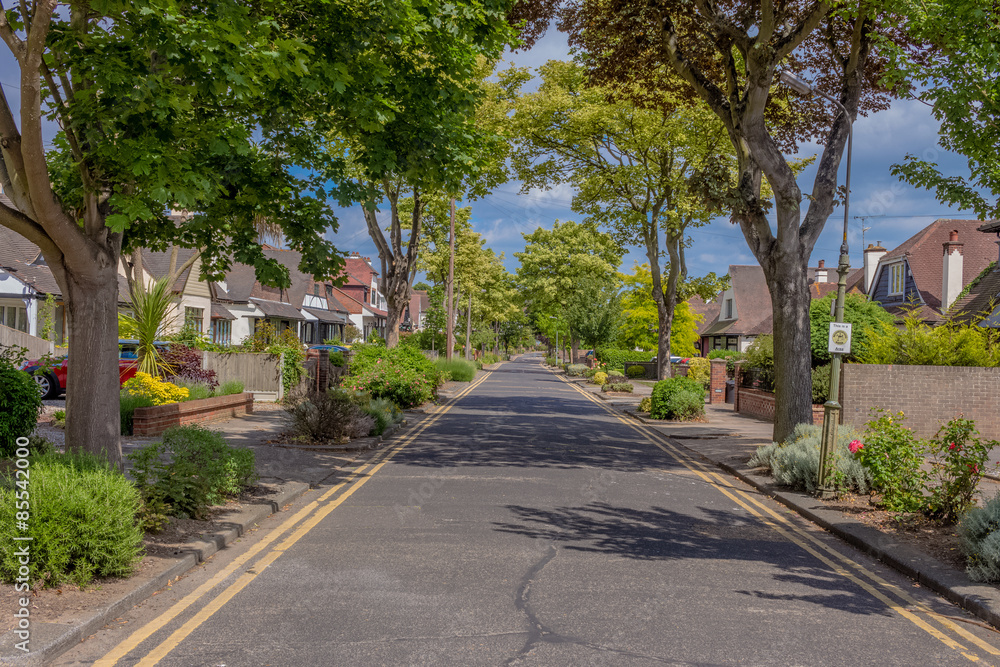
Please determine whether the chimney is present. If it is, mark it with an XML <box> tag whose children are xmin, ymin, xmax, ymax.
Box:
<box><xmin>942</xmin><ymin>229</ymin><xmax>964</xmax><ymax>312</ymax></box>
<box><xmin>815</xmin><ymin>259</ymin><xmax>828</xmax><ymax>283</ymax></box>
<box><xmin>864</xmin><ymin>243</ymin><xmax>887</xmax><ymax>293</ymax></box>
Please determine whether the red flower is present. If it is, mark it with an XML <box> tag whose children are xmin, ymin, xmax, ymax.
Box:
<box><xmin>848</xmin><ymin>440</ymin><xmax>864</xmax><ymax>454</ymax></box>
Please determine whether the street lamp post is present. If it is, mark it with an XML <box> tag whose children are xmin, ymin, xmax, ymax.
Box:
<box><xmin>778</xmin><ymin>70</ymin><xmax>854</xmax><ymax>498</ymax></box>
<box><xmin>548</xmin><ymin>315</ymin><xmax>560</xmax><ymax>365</ymax></box>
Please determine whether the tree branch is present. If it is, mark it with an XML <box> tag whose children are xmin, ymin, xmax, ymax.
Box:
<box><xmin>774</xmin><ymin>1</ymin><xmax>831</xmax><ymax>61</ymax></box>
<box><xmin>0</xmin><ymin>1</ymin><xmax>25</xmax><ymax>58</ymax></box>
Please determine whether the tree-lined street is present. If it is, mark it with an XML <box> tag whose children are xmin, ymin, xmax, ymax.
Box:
<box><xmin>54</xmin><ymin>355</ymin><xmax>1000</xmax><ymax>666</ymax></box>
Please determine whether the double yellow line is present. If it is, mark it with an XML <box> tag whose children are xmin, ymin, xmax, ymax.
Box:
<box><xmin>97</xmin><ymin>369</ymin><xmax>495</xmax><ymax>667</ymax></box>
<box><xmin>555</xmin><ymin>369</ymin><xmax>1000</xmax><ymax>664</ymax></box>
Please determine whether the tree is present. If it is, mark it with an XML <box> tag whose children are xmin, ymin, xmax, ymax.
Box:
<box><xmin>617</xmin><ymin>263</ymin><xmax>713</xmax><ymax>356</ymax></box>
<box><xmin>531</xmin><ymin>0</ymin><xmax>900</xmax><ymax>442</ymax></box>
<box><xmin>515</xmin><ymin>220</ymin><xmax>623</xmax><ymax>362</ymax></box>
<box><xmin>564</xmin><ymin>276</ymin><xmax>622</xmax><ymax>351</ymax></box>
<box><xmin>504</xmin><ymin>60</ymin><xmax>732</xmax><ymax>379</ymax></box>
<box><xmin>886</xmin><ymin>0</ymin><xmax>1000</xmax><ymax>218</ymax></box>
<box><xmin>0</xmin><ymin>0</ymin><xmax>515</xmax><ymax>464</ymax></box>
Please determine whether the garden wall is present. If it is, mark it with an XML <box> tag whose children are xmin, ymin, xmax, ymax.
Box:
<box><xmin>0</xmin><ymin>323</ymin><xmax>54</xmax><ymax>358</ymax></box>
<box><xmin>841</xmin><ymin>364</ymin><xmax>1000</xmax><ymax>440</ymax></box>
<box><xmin>132</xmin><ymin>393</ymin><xmax>254</xmax><ymax>437</ymax></box>
<box><xmin>734</xmin><ymin>387</ymin><xmax>824</xmax><ymax>427</ymax></box>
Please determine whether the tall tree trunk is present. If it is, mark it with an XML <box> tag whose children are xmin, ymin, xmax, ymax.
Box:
<box><xmin>763</xmin><ymin>256</ymin><xmax>813</xmax><ymax>443</ymax></box>
<box><xmin>570</xmin><ymin>334</ymin><xmax>580</xmax><ymax>364</ymax></box>
<box><xmin>63</xmin><ymin>264</ymin><xmax>123</xmax><ymax>468</ymax></box>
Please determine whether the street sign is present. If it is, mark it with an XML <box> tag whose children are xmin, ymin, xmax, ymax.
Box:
<box><xmin>828</xmin><ymin>322</ymin><xmax>852</xmax><ymax>354</ymax></box>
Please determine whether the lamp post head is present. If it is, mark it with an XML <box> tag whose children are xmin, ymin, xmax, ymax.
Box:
<box><xmin>778</xmin><ymin>70</ymin><xmax>813</xmax><ymax>96</ymax></box>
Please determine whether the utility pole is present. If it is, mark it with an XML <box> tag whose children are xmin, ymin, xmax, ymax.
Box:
<box><xmin>465</xmin><ymin>293</ymin><xmax>473</xmax><ymax>361</ymax></box>
<box><xmin>446</xmin><ymin>198</ymin><xmax>456</xmax><ymax>361</ymax></box>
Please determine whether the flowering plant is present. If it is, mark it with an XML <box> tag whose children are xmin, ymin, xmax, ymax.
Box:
<box><xmin>855</xmin><ymin>409</ymin><xmax>927</xmax><ymax>512</ymax></box>
<box><xmin>122</xmin><ymin>372</ymin><xmax>189</xmax><ymax>405</ymax></box>
<box><xmin>927</xmin><ymin>416</ymin><xmax>997</xmax><ymax>523</ymax></box>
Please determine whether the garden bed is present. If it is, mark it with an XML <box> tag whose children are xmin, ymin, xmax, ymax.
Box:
<box><xmin>132</xmin><ymin>393</ymin><xmax>254</xmax><ymax>436</ymax></box>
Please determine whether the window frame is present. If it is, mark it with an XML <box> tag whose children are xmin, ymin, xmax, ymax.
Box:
<box><xmin>888</xmin><ymin>262</ymin><xmax>905</xmax><ymax>296</ymax></box>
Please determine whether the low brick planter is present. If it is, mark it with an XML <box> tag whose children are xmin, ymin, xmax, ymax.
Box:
<box><xmin>132</xmin><ymin>393</ymin><xmax>254</xmax><ymax>437</ymax></box>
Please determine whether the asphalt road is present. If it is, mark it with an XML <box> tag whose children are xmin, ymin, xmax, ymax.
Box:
<box><xmin>58</xmin><ymin>354</ymin><xmax>1000</xmax><ymax>666</ymax></box>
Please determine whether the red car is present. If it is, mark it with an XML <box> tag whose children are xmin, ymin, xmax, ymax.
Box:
<box><xmin>21</xmin><ymin>339</ymin><xmax>169</xmax><ymax>400</ymax></box>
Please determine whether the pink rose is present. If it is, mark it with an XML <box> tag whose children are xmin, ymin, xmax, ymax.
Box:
<box><xmin>848</xmin><ymin>440</ymin><xmax>864</xmax><ymax>454</ymax></box>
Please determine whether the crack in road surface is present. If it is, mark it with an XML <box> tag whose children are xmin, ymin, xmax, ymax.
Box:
<box><xmin>505</xmin><ymin>544</ymin><xmax>674</xmax><ymax>665</ymax></box>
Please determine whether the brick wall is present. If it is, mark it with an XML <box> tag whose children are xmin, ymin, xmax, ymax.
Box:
<box><xmin>709</xmin><ymin>358</ymin><xmax>727</xmax><ymax>404</ymax></box>
<box><xmin>133</xmin><ymin>393</ymin><xmax>254</xmax><ymax>437</ymax></box>
<box><xmin>841</xmin><ymin>364</ymin><xmax>1000</xmax><ymax>439</ymax></box>
<box><xmin>735</xmin><ymin>388</ymin><xmax>824</xmax><ymax>427</ymax></box>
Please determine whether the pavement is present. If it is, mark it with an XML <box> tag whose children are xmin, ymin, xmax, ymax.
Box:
<box><xmin>9</xmin><ymin>359</ymin><xmax>1000</xmax><ymax>665</ymax></box>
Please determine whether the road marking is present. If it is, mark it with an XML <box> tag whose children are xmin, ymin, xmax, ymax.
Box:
<box><xmin>96</xmin><ymin>370</ymin><xmax>494</xmax><ymax>667</ymax></box>
<box><xmin>552</xmin><ymin>369</ymin><xmax>997</xmax><ymax>664</ymax></box>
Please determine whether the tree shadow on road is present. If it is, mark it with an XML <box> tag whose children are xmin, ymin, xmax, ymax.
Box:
<box><xmin>493</xmin><ymin>501</ymin><xmax>893</xmax><ymax>618</ymax></box>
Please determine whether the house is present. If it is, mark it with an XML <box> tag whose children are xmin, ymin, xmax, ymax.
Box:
<box><xmin>697</xmin><ymin>262</ymin><xmax>843</xmax><ymax>354</ymax></box>
<box><xmin>403</xmin><ymin>290</ymin><xmax>429</xmax><ymax>332</ymax></box>
<box><xmin>699</xmin><ymin>265</ymin><xmax>773</xmax><ymax>353</ymax></box>
<box><xmin>944</xmin><ymin>220</ymin><xmax>1000</xmax><ymax>326</ymax></box>
<box><xmin>856</xmin><ymin>219</ymin><xmax>998</xmax><ymax>322</ymax></box>
<box><xmin>334</xmin><ymin>253</ymin><xmax>387</xmax><ymax>341</ymax></box>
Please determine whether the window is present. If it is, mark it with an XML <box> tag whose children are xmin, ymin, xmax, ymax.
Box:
<box><xmin>300</xmin><ymin>321</ymin><xmax>314</xmax><ymax>343</ymax></box>
<box><xmin>727</xmin><ymin>336</ymin><xmax>739</xmax><ymax>351</ymax></box>
<box><xmin>184</xmin><ymin>307</ymin><xmax>204</xmax><ymax>332</ymax></box>
<box><xmin>0</xmin><ymin>306</ymin><xmax>27</xmax><ymax>332</ymax></box>
<box><xmin>725</xmin><ymin>298</ymin><xmax>734</xmax><ymax>319</ymax></box>
<box><xmin>889</xmin><ymin>263</ymin><xmax>905</xmax><ymax>296</ymax></box>
<box><xmin>212</xmin><ymin>320</ymin><xmax>231</xmax><ymax>345</ymax></box>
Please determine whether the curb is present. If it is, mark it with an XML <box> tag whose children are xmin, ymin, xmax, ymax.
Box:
<box><xmin>0</xmin><ymin>481</ymin><xmax>310</xmax><ymax>666</ymax></box>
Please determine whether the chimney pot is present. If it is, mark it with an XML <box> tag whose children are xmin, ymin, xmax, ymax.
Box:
<box><xmin>818</xmin><ymin>259</ymin><xmax>825</xmax><ymax>269</ymax></box>
<box><xmin>950</xmin><ymin>230</ymin><xmax>959</xmax><ymax>242</ymax></box>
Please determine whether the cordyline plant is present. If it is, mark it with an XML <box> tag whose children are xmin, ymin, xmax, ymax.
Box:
<box><xmin>510</xmin><ymin>0</ymin><xmax>913</xmax><ymax>442</ymax></box>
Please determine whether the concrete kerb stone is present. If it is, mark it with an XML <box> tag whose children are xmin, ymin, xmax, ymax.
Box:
<box><xmin>0</xmin><ymin>481</ymin><xmax>310</xmax><ymax>666</ymax></box>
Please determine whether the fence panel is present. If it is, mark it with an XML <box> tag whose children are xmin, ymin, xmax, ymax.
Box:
<box><xmin>0</xmin><ymin>323</ymin><xmax>54</xmax><ymax>359</ymax></box>
<box><xmin>202</xmin><ymin>351</ymin><xmax>283</xmax><ymax>395</ymax></box>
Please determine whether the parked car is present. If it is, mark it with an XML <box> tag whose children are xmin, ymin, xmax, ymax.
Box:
<box><xmin>649</xmin><ymin>356</ymin><xmax>690</xmax><ymax>364</ymax></box>
<box><xmin>21</xmin><ymin>339</ymin><xmax>171</xmax><ymax>399</ymax></box>
<box><xmin>305</xmin><ymin>344</ymin><xmax>349</xmax><ymax>361</ymax></box>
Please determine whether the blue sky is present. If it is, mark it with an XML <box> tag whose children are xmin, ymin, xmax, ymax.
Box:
<box><xmin>326</xmin><ymin>27</ymin><xmax>982</xmax><ymax>282</ymax></box>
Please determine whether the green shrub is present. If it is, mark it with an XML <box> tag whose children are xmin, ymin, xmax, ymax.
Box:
<box><xmin>592</xmin><ymin>371</ymin><xmax>608</xmax><ymax>385</ymax></box>
<box><xmin>602</xmin><ymin>382</ymin><xmax>633</xmax><ymax>393</ymax></box>
<box><xmin>53</xmin><ymin>409</ymin><xmax>66</xmax><ymax>429</ymax></box>
<box><xmin>0</xmin><ymin>452</ymin><xmax>144</xmax><ymax>586</ymax></box>
<box><xmin>625</xmin><ymin>364</ymin><xmax>647</xmax><ymax>379</ymax></box>
<box><xmin>707</xmin><ymin>349</ymin><xmax>745</xmax><ymax>375</ymax></box>
<box><xmin>927</xmin><ymin>417</ymin><xmax>997</xmax><ymax>523</ymax></box>
<box><xmin>0</xmin><ymin>358</ymin><xmax>42</xmax><ymax>457</ymax></box>
<box><xmin>638</xmin><ymin>396</ymin><xmax>652</xmax><ymax>412</ymax></box>
<box><xmin>480</xmin><ymin>352</ymin><xmax>501</xmax><ymax>365</ymax></box>
<box><xmin>749</xmin><ymin>423</ymin><xmax>872</xmax><ymax>494</ymax></box>
<box><xmin>595</xmin><ymin>347</ymin><xmax>654</xmax><ymax>372</ymax></box>
<box><xmin>216</xmin><ymin>379</ymin><xmax>245</xmax><ymax>396</ymax></box>
<box><xmin>120</xmin><ymin>392</ymin><xmax>155</xmax><ymax>436</ymax></box>
<box><xmin>24</xmin><ymin>434</ymin><xmax>55</xmax><ymax>455</ymax></box>
<box><xmin>742</xmin><ymin>336</ymin><xmax>774</xmax><ymax>391</ymax></box>
<box><xmin>364</xmin><ymin>397</ymin><xmax>404</xmax><ymax>436</ymax></box>
<box><xmin>566</xmin><ymin>364</ymin><xmax>589</xmax><ymax>377</ymax></box>
<box><xmin>687</xmin><ymin>357</ymin><xmax>710</xmax><ymax>388</ymax></box>
<box><xmin>853</xmin><ymin>409</ymin><xmax>927</xmax><ymax>512</ymax></box>
<box><xmin>607</xmin><ymin>370</ymin><xmax>625</xmax><ymax>380</ymax></box>
<box><xmin>960</xmin><ymin>493</ymin><xmax>1000</xmax><ymax>582</ymax></box>
<box><xmin>127</xmin><ymin>426</ymin><xmax>257</xmax><ymax>519</ymax></box>
<box><xmin>435</xmin><ymin>358</ymin><xmax>477</xmax><ymax>382</ymax></box>
<box><xmin>811</xmin><ymin>364</ymin><xmax>831</xmax><ymax>404</ymax></box>
<box><xmin>285</xmin><ymin>389</ymin><xmax>376</xmax><ymax>444</ymax></box>
<box><xmin>343</xmin><ymin>344</ymin><xmax>440</xmax><ymax>408</ymax></box>
<box><xmin>650</xmin><ymin>377</ymin><xmax>705</xmax><ymax>420</ymax></box>
<box><xmin>329</xmin><ymin>351</ymin><xmax>345</xmax><ymax>367</ymax></box>
<box><xmin>545</xmin><ymin>356</ymin><xmax>557</xmax><ymax>366</ymax></box>
<box><xmin>172</xmin><ymin>378</ymin><xmax>212</xmax><ymax>401</ymax></box>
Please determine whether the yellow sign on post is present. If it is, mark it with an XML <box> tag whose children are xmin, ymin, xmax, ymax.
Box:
<box><xmin>828</xmin><ymin>322</ymin><xmax>852</xmax><ymax>354</ymax></box>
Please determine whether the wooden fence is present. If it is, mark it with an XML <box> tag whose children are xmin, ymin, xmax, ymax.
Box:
<box><xmin>0</xmin><ymin>323</ymin><xmax>54</xmax><ymax>359</ymax></box>
<box><xmin>202</xmin><ymin>351</ymin><xmax>283</xmax><ymax>399</ymax></box>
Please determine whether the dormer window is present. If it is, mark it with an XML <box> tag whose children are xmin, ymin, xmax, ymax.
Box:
<box><xmin>725</xmin><ymin>298</ymin><xmax>734</xmax><ymax>319</ymax></box>
<box><xmin>889</xmin><ymin>263</ymin><xmax>905</xmax><ymax>296</ymax></box>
